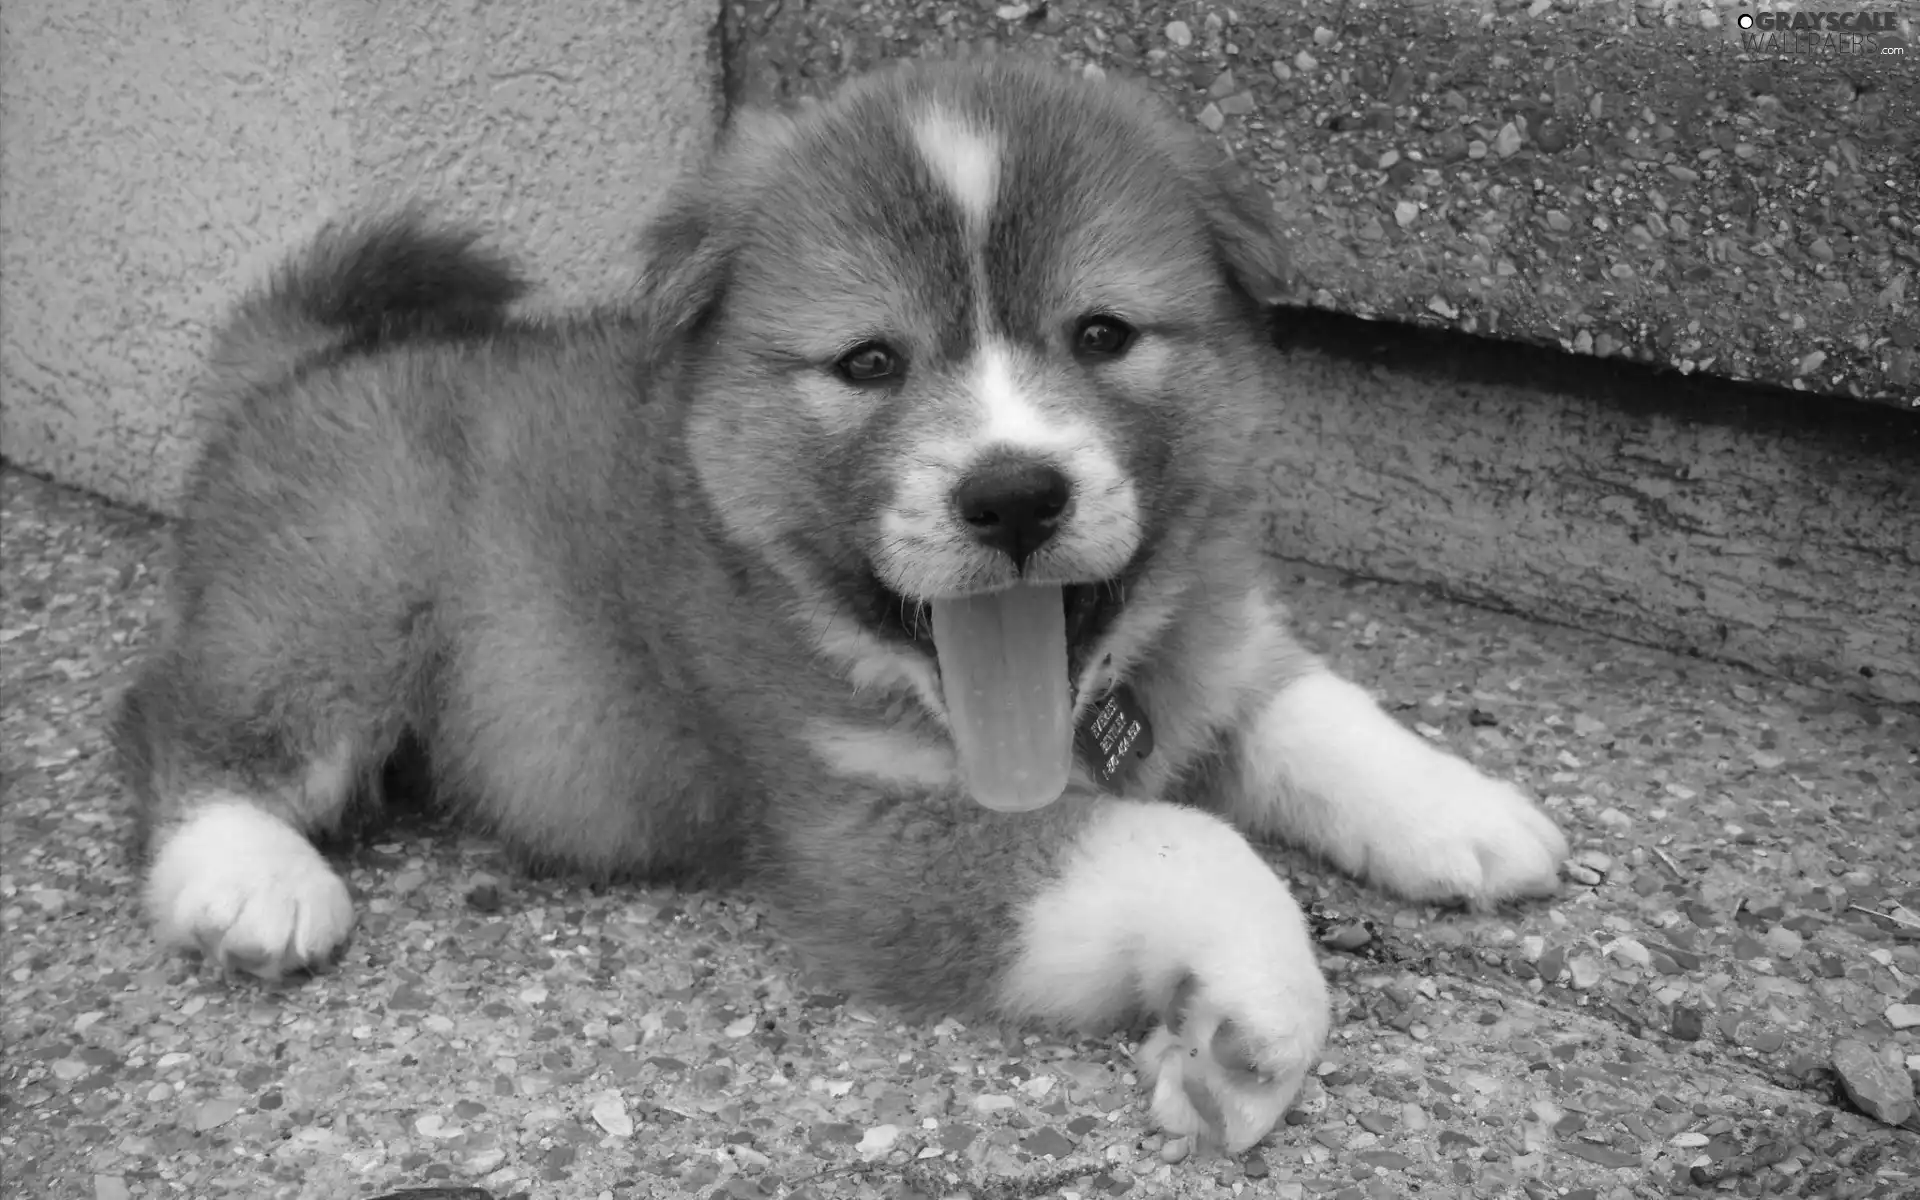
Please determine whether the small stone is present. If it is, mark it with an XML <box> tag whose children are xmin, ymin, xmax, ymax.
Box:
<box><xmin>1608</xmin><ymin>938</ymin><xmax>1651</xmax><ymax>969</ymax></box>
<box><xmin>1666</xmin><ymin>164</ymin><xmax>1700</xmax><ymax>183</ymax></box>
<box><xmin>1564</xmin><ymin>863</ymin><xmax>1603</xmax><ymax>887</ymax></box>
<box><xmin>1272</xmin><ymin>59</ymin><xmax>1294</xmax><ymax>82</ymax></box>
<box><xmin>1887</xmin><ymin>1003</ymin><xmax>1920</xmax><ymax>1030</ymax></box>
<box><xmin>1467</xmin><ymin>139</ymin><xmax>1488</xmax><ymax>160</ymax></box>
<box><xmin>416</xmin><ymin>1113</ymin><xmax>463</xmax><ymax>1139</ymax></box>
<box><xmin>972</xmin><ymin>1093</ymin><xmax>1017</xmax><ymax>1114</ymax></box>
<box><xmin>193</xmin><ymin>1098</ymin><xmax>242</xmax><ymax>1132</ymax></box>
<box><xmin>1022</xmin><ymin>1126</ymin><xmax>1076</xmax><ymax>1158</ymax></box>
<box><xmin>1764</xmin><ymin>927</ymin><xmax>1804</xmax><ymax>960</ymax></box>
<box><xmin>1797</xmin><ymin>350</ymin><xmax>1827</xmax><ymax>376</ymax></box>
<box><xmin>1294</xmin><ymin>49</ymin><xmax>1318</xmax><ymax>73</ymax></box>
<box><xmin>1219</xmin><ymin>91</ymin><xmax>1255</xmax><ymax>117</ymax></box>
<box><xmin>1494</xmin><ymin>123</ymin><xmax>1522</xmax><ymax>158</ymax></box>
<box><xmin>391</xmin><ymin>868</ymin><xmax>427</xmax><ymax>895</ymax></box>
<box><xmin>1535</xmin><ymin>120</ymin><xmax>1570</xmax><ymax>152</ymax></box>
<box><xmin>1671</xmin><ymin>1006</ymin><xmax>1705</xmax><ymax>1042</ymax></box>
<box><xmin>1575</xmin><ymin>850</ymin><xmax>1612</xmax><ymax>873</ymax></box>
<box><xmin>1809</xmin><ymin>237</ymin><xmax>1835</xmax><ymax>263</ymax></box>
<box><xmin>1312</xmin><ymin>25</ymin><xmax>1336</xmax><ymax>45</ymax></box>
<box><xmin>461</xmin><ymin>1147</ymin><xmax>508</xmax><ymax>1177</ymax></box>
<box><xmin>1427</xmin><ymin>296</ymin><xmax>1458</xmax><ymax>319</ymax></box>
<box><xmin>1832</xmin><ymin>1039</ymin><xmax>1916</xmax><ymax>1126</ymax></box>
<box><xmin>1394</xmin><ymin>200</ymin><xmax>1420</xmax><ymax>229</ymax></box>
<box><xmin>857</xmin><ymin>1124</ymin><xmax>901</xmax><ymax>1157</ymax></box>
<box><xmin>93</xmin><ymin>1177</ymin><xmax>132</xmax><ymax>1200</ymax></box>
<box><xmin>1545</xmin><ymin>210</ymin><xmax>1572</xmax><ymax>232</ymax></box>
<box><xmin>1196</xmin><ymin>104</ymin><xmax>1226</xmax><ymax>133</ymax></box>
<box><xmin>1324</xmin><ymin>923</ymin><xmax>1372</xmax><ymax>951</ymax></box>
<box><xmin>1161</xmin><ymin>1136</ymin><xmax>1192</xmax><ymax>1164</ymax></box>
<box><xmin>591</xmin><ymin>1090</ymin><xmax>634</xmax><ymax>1138</ymax></box>
<box><xmin>1165</xmin><ymin>20</ymin><xmax>1193</xmax><ymax>47</ymax></box>
<box><xmin>1567</xmin><ymin>956</ymin><xmax>1602</xmax><ymax>990</ymax></box>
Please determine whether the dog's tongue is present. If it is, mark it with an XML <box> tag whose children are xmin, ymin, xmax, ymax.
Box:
<box><xmin>931</xmin><ymin>585</ymin><xmax>1072</xmax><ymax>812</ymax></box>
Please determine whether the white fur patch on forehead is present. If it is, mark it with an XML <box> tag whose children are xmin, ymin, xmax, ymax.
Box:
<box><xmin>910</xmin><ymin>106</ymin><xmax>1001</xmax><ymax>231</ymax></box>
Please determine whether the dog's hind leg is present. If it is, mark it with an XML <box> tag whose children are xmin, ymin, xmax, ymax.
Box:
<box><xmin>114</xmin><ymin>668</ymin><xmax>360</xmax><ymax>978</ymax></box>
<box><xmin>113</xmin><ymin>543</ymin><xmax>433</xmax><ymax>979</ymax></box>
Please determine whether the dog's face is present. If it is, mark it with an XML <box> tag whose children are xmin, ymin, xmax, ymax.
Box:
<box><xmin>646</xmin><ymin>57</ymin><xmax>1285</xmax><ymax>721</ymax></box>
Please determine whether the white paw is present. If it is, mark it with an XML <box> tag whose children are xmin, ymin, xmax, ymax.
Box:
<box><xmin>1354</xmin><ymin>755</ymin><xmax>1569</xmax><ymax>906</ymax></box>
<box><xmin>1238</xmin><ymin>671</ymin><xmax>1570</xmax><ymax>907</ymax></box>
<box><xmin>1137</xmin><ymin>971</ymin><xmax>1328</xmax><ymax>1154</ymax></box>
<box><xmin>146</xmin><ymin>799</ymin><xmax>355</xmax><ymax>978</ymax></box>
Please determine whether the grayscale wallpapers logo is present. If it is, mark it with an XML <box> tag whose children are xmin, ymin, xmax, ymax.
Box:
<box><xmin>1733</xmin><ymin>8</ymin><xmax>1910</xmax><ymax>56</ymax></box>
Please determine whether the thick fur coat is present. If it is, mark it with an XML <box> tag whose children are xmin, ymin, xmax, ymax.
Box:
<box><xmin>114</xmin><ymin>57</ymin><xmax>1569</xmax><ymax>1152</ymax></box>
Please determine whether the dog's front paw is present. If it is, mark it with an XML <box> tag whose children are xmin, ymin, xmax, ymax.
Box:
<box><xmin>146</xmin><ymin>799</ymin><xmax>356</xmax><ymax>978</ymax></box>
<box><xmin>1359</xmin><ymin>755</ymin><xmax>1568</xmax><ymax>906</ymax></box>
<box><xmin>1138</xmin><ymin>970</ymin><xmax>1327</xmax><ymax>1154</ymax></box>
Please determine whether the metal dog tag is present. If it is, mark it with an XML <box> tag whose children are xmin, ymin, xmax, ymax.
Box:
<box><xmin>1074</xmin><ymin>684</ymin><xmax>1155</xmax><ymax>792</ymax></box>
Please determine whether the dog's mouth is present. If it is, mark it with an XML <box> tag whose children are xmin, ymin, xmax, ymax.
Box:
<box><xmin>853</xmin><ymin>560</ymin><xmax>1141</xmax><ymax>813</ymax></box>
<box><xmin>869</xmin><ymin>578</ymin><xmax>1126</xmax><ymax>685</ymax></box>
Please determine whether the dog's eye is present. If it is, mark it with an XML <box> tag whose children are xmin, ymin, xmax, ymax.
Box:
<box><xmin>1074</xmin><ymin>316</ymin><xmax>1135</xmax><ymax>359</ymax></box>
<box><xmin>835</xmin><ymin>342</ymin><xmax>903</xmax><ymax>384</ymax></box>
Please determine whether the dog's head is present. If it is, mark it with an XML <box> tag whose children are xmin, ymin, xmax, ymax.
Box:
<box><xmin>642</xmin><ymin>56</ymin><xmax>1285</xmax><ymax>722</ymax></box>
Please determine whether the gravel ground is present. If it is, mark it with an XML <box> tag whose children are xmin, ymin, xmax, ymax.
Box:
<box><xmin>723</xmin><ymin>0</ymin><xmax>1919</xmax><ymax>409</ymax></box>
<box><xmin>3</xmin><ymin>465</ymin><xmax>1917</xmax><ymax>1200</ymax></box>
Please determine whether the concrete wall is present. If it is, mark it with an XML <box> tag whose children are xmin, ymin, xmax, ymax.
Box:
<box><xmin>1</xmin><ymin>0</ymin><xmax>719</xmax><ymax>513</ymax></box>
<box><xmin>1260</xmin><ymin>315</ymin><xmax>1920</xmax><ymax>708</ymax></box>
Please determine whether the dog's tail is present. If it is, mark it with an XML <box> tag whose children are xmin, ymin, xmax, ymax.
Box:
<box><xmin>209</xmin><ymin>210</ymin><xmax>529</xmax><ymax>401</ymax></box>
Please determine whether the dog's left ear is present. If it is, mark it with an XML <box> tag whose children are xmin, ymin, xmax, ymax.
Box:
<box><xmin>1197</xmin><ymin>156</ymin><xmax>1293</xmax><ymax>307</ymax></box>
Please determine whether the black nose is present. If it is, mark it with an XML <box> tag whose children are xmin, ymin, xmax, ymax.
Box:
<box><xmin>951</xmin><ymin>458</ymin><xmax>1073</xmax><ymax>570</ymax></box>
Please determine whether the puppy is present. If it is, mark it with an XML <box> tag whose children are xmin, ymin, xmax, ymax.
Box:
<box><xmin>113</xmin><ymin>55</ymin><xmax>1569</xmax><ymax>1153</ymax></box>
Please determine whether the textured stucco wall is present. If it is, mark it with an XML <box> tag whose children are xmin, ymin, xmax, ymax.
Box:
<box><xmin>1</xmin><ymin>0</ymin><xmax>718</xmax><ymax>514</ymax></box>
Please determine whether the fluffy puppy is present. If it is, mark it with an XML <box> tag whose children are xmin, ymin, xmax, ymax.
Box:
<box><xmin>114</xmin><ymin>55</ymin><xmax>1569</xmax><ymax>1152</ymax></box>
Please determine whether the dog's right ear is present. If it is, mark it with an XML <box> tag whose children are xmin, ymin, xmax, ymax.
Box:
<box><xmin>634</xmin><ymin>108</ymin><xmax>802</xmax><ymax>359</ymax></box>
<box><xmin>633</xmin><ymin>182</ymin><xmax>731</xmax><ymax>358</ymax></box>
